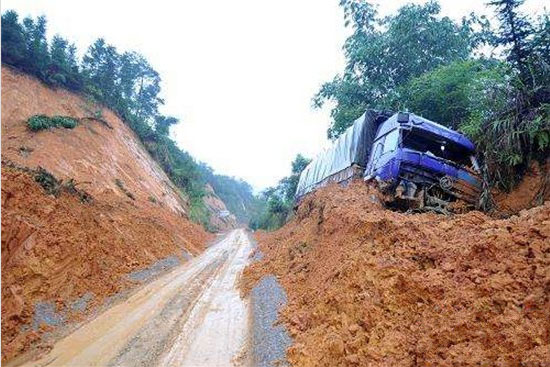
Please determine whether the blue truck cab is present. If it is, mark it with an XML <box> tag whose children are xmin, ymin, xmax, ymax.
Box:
<box><xmin>364</xmin><ymin>112</ymin><xmax>481</xmax><ymax>210</ymax></box>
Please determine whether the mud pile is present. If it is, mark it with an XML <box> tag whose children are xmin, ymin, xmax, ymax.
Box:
<box><xmin>1</xmin><ymin>67</ymin><xmax>220</xmax><ymax>361</ymax></box>
<box><xmin>1</xmin><ymin>166</ymin><xmax>212</xmax><ymax>361</ymax></box>
<box><xmin>244</xmin><ymin>182</ymin><xmax>550</xmax><ymax>366</ymax></box>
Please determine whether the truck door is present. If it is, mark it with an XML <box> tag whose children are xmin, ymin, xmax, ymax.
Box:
<box><xmin>373</xmin><ymin>129</ymin><xmax>399</xmax><ymax>169</ymax></box>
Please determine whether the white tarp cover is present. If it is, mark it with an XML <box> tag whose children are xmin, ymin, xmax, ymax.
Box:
<box><xmin>296</xmin><ymin>110</ymin><xmax>383</xmax><ymax>198</ymax></box>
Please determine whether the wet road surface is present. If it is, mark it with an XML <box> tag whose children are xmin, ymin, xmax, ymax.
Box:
<box><xmin>21</xmin><ymin>229</ymin><xmax>253</xmax><ymax>367</ymax></box>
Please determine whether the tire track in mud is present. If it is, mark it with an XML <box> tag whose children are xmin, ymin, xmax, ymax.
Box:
<box><xmin>16</xmin><ymin>229</ymin><xmax>253</xmax><ymax>367</ymax></box>
<box><xmin>158</xmin><ymin>229</ymin><xmax>252</xmax><ymax>366</ymax></box>
<box><xmin>108</xmin><ymin>257</ymin><xmax>227</xmax><ymax>366</ymax></box>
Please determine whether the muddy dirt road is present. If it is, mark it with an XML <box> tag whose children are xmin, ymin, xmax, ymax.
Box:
<box><xmin>19</xmin><ymin>229</ymin><xmax>253</xmax><ymax>367</ymax></box>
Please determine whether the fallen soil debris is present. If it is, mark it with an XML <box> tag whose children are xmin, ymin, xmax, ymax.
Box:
<box><xmin>243</xmin><ymin>181</ymin><xmax>550</xmax><ymax>366</ymax></box>
<box><xmin>1</xmin><ymin>166</ymin><xmax>212</xmax><ymax>361</ymax></box>
<box><xmin>0</xmin><ymin>66</ymin><xmax>237</xmax><ymax>363</ymax></box>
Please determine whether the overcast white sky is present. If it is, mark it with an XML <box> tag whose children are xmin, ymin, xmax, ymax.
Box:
<box><xmin>3</xmin><ymin>0</ymin><xmax>547</xmax><ymax>190</ymax></box>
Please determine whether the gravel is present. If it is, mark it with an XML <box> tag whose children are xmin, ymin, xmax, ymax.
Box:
<box><xmin>70</xmin><ymin>292</ymin><xmax>94</xmax><ymax>313</ymax></box>
<box><xmin>32</xmin><ymin>301</ymin><xmax>65</xmax><ymax>330</ymax></box>
<box><xmin>250</xmin><ymin>264</ymin><xmax>292</xmax><ymax>366</ymax></box>
<box><xmin>127</xmin><ymin>255</ymin><xmax>181</xmax><ymax>282</ymax></box>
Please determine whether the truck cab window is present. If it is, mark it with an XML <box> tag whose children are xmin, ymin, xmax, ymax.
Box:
<box><xmin>372</xmin><ymin>141</ymin><xmax>384</xmax><ymax>163</ymax></box>
<box><xmin>402</xmin><ymin>128</ymin><xmax>471</xmax><ymax>167</ymax></box>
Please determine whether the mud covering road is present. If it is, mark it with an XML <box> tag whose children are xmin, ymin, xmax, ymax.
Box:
<box><xmin>15</xmin><ymin>229</ymin><xmax>254</xmax><ymax>367</ymax></box>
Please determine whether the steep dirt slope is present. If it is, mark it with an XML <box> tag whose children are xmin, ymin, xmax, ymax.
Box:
<box><xmin>1</xmin><ymin>166</ymin><xmax>213</xmax><ymax>361</ymax></box>
<box><xmin>1</xmin><ymin>67</ymin><xmax>190</xmax><ymax>215</ymax></box>
<box><xmin>1</xmin><ymin>66</ymin><xmax>236</xmax><ymax>232</ymax></box>
<box><xmin>0</xmin><ymin>67</ymin><xmax>218</xmax><ymax>361</ymax></box>
<box><xmin>244</xmin><ymin>182</ymin><xmax>550</xmax><ymax>367</ymax></box>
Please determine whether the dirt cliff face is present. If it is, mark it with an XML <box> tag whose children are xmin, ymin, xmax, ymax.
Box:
<box><xmin>243</xmin><ymin>182</ymin><xmax>550</xmax><ymax>367</ymax></box>
<box><xmin>494</xmin><ymin>159</ymin><xmax>550</xmax><ymax>217</ymax></box>
<box><xmin>1</xmin><ymin>67</ymin><xmax>189</xmax><ymax>215</ymax></box>
<box><xmin>1</xmin><ymin>67</ymin><xmax>216</xmax><ymax>361</ymax></box>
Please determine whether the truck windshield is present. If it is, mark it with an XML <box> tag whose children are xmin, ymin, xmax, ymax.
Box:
<box><xmin>401</xmin><ymin>128</ymin><xmax>472</xmax><ymax>168</ymax></box>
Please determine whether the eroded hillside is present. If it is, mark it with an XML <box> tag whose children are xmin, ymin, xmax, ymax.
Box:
<box><xmin>0</xmin><ymin>67</ymin><xmax>234</xmax><ymax>360</ymax></box>
<box><xmin>243</xmin><ymin>182</ymin><xmax>550</xmax><ymax>366</ymax></box>
<box><xmin>1</xmin><ymin>67</ymin><xmax>235</xmax><ymax>230</ymax></box>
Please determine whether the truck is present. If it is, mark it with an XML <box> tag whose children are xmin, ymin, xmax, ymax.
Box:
<box><xmin>295</xmin><ymin>110</ymin><xmax>482</xmax><ymax>212</ymax></box>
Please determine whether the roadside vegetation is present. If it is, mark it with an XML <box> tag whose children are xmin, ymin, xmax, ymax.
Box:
<box><xmin>1</xmin><ymin>10</ymin><xmax>256</xmax><ymax>228</ymax></box>
<box><xmin>250</xmin><ymin>154</ymin><xmax>311</xmax><ymax>230</ymax></box>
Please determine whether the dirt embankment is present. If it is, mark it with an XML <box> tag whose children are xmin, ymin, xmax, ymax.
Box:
<box><xmin>1</xmin><ymin>66</ymin><xmax>190</xmax><ymax>216</ymax></box>
<box><xmin>0</xmin><ymin>67</ymin><xmax>217</xmax><ymax>361</ymax></box>
<box><xmin>494</xmin><ymin>159</ymin><xmax>550</xmax><ymax>217</ymax></box>
<box><xmin>1</xmin><ymin>66</ymin><xmax>237</xmax><ymax>230</ymax></box>
<box><xmin>243</xmin><ymin>182</ymin><xmax>550</xmax><ymax>366</ymax></box>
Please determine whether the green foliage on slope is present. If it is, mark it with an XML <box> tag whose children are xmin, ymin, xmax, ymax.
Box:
<box><xmin>250</xmin><ymin>154</ymin><xmax>311</xmax><ymax>231</ymax></box>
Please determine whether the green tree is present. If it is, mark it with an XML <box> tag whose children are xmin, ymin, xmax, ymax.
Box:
<box><xmin>155</xmin><ymin>115</ymin><xmax>178</xmax><ymax>136</ymax></box>
<box><xmin>400</xmin><ymin>59</ymin><xmax>503</xmax><ymax>128</ymax></box>
<box><xmin>532</xmin><ymin>13</ymin><xmax>550</xmax><ymax>64</ymax></box>
<box><xmin>119</xmin><ymin>52</ymin><xmax>162</xmax><ymax>121</ymax></box>
<box><xmin>21</xmin><ymin>15</ymin><xmax>50</xmax><ymax>80</ymax></box>
<box><xmin>82</xmin><ymin>38</ymin><xmax>120</xmax><ymax>103</ymax></box>
<box><xmin>488</xmin><ymin>0</ymin><xmax>533</xmax><ymax>80</ymax></box>
<box><xmin>65</xmin><ymin>44</ymin><xmax>84</xmax><ymax>91</ymax></box>
<box><xmin>314</xmin><ymin>0</ymin><xmax>483</xmax><ymax>139</ymax></box>
<box><xmin>1</xmin><ymin>11</ymin><xmax>26</xmax><ymax>67</ymax></box>
<box><xmin>250</xmin><ymin>154</ymin><xmax>310</xmax><ymax>230</ymax></box>
<box><xmin>48</xmin><ymin>35</ymin><xmax>71</xmax><ymax>86</ymax></box>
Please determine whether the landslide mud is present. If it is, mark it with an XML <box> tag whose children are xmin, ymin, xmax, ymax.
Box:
<box><xmin>494</xmin><ymin>159</ymin><xmax>550</xmax><ymax>216</ymax></box>
<box><xmin>1</xmin><ymin>166</ymin><xmax>212</xmax><ymax>362</ymax></box>
<box><xmin>1</xmin><ymin>66</ymin><xmax>222</xmax><ymax>361</ymax></box>
<box><xmin>243</xmin><ymin>182</ymin><xmax>550</xmax><ymax>366</ymax></box>
<box><xmin>14</xmin><ymin>229</ymin><xmax>252</xmax><ymax>367</ymax></box>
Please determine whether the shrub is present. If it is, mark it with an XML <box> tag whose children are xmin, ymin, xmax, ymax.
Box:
<box><xmin>35</xmin><ymin>167</ymin><xmax>61</xmax><ymax>195</ymax></box>
<box><xmin>27</xmin><ymin>114</ymin><xmax>78</xmax><ymax>131</ymax></box>
<box><xmin>51</xmin><ymin>115</ymin><xmax>78</xmax><ymax>128</ymax></box>
<box><xmin>27</xmin><ymin>115</ymin><xmax>52</xmax><ymax>131</ymax></box>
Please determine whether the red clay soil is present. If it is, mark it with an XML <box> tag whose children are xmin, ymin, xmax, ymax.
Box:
<box><xmin>1</xmin><ymin>67</ymin><xmax>217</xmax><ymax>361</ymax></box>
<box><xmin>494</xmin><ymin>160</ymin><xmax>550</xmax><ymax>217</ymax></box>
<box><xmin>1</xmin><ymin>166</ymin><xmax>212</xmax><ymax>361</ymax></box>
<box><xmin>243</xmin><ymin>182</ymin><xmax>550</xmax><ymax>367</ymax></box>
<box><xmin>1</xmin><ymin>66</ymin><xmax>189</xmax><ymax>216</ymax></box>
